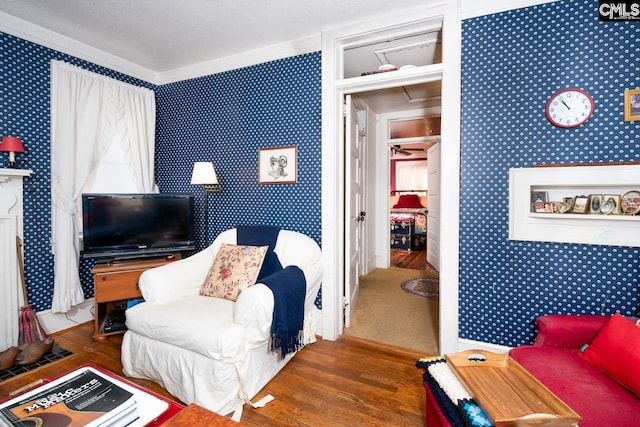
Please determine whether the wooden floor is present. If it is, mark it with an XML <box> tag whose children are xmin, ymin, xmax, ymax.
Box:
<box><xmin>391</xmin><ymin>249</ymin><xmax>434</xmax><ymax>271</ymax></box>
<box><xmin>0</xmin><ymin>323</ymin><xmax>427</xmax><ymax>426</ymax></box>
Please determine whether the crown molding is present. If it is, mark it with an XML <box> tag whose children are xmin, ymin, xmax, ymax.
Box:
<box><xmin>0</xmin><ymin>11</ymin><xmax>159</xmax><ymax>84</ymax></box>
<box><xmin>157</xmin><ymin>34</ymin><xmax>321</xmax><ymax>85</ymax></box>
<box><xmin>461</xmin><ymin>0</ymin><xmax>558</xmax><ymax>19</ymax></box>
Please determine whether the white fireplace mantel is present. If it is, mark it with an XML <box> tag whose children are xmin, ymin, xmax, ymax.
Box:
<box><xmin>0</xmin><ymin>168</ymin><xmax>32</xmax><ymax>350</ymax></box>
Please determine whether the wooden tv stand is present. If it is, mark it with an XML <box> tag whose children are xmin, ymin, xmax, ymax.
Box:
<box><xmin>91</xmin><ymin>255</ymin><xmax>180</xmax><ymax>341</ymax></box>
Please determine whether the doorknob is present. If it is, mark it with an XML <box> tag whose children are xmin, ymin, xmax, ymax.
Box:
<box><xmin>357</xmin><ymin>211</ymin><xmax>366</xmax><ymax>221</ymax></box>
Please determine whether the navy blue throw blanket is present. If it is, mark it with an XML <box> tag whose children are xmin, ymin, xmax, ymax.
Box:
<box><xmin>237</xmin><ymin>226</ymin><xmax>306</xmax><ymax>359</ymax></box>
<box><xmin>260</xmin><ymin>266</ymin><xmax>306</xmax><ymax>358</ymax></box>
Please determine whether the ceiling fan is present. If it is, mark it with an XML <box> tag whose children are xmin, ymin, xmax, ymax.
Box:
<box><xmin>391</xmin><ymin>145</ymin><xmax>424</xmax><ymax>156</ymax></box>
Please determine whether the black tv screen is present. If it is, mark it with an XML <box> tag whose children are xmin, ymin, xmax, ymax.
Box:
<box><xmin>81</xmin><ymin>193</ymin><xmax>195</xmax><ymax>261</ymax></box>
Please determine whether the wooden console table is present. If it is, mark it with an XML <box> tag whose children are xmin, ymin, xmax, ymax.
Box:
<box><xmin>446</xmin><ymin>350</ymin><xmax>581</xmax><ymax>426</ymax></box>
<box><xmin>91</xmin><ymin>255</ymin><xmax>179</xmax><ymax>341</ymax></box>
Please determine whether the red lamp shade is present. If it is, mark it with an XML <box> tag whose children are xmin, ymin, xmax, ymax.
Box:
<box><xmin>0</xmin><ymin>136</ymin><xmax>25</xmax><ymax>153</ymax></box>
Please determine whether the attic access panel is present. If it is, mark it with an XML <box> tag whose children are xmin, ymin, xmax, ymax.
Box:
<box><xmin>341</xmin><ymin>17</ymin><xmax>442</xmax><ymax>79</ymax></box>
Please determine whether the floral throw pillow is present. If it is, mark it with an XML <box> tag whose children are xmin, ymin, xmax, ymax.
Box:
<box><xmin>199</xmin><ymin>243</ymin><xmax>268</xmax><ymax>301</ymax></box>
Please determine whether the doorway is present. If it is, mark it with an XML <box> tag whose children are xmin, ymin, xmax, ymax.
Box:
<box><xmin>320</xmin><ymin>7</ymin><xmax>461</xmax><ymax>355</ymax></box>
<box><xmin>344</xmin><ymin>89</ymin><xmax>441</xmax><ymax>354</ymax></box>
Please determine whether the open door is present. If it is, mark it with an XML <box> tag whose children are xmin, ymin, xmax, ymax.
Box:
<box><xmin>427</xmin><ymin>142</ymin><xmax>440</xmax><ymax>270</ymax></box>
<box><xmin>344</xmin><ymin>95</ymin><xmax>365</xmax><ymax>327</ymax></box>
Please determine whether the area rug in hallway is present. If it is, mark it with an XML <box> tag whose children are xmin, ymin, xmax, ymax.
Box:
<box><xmin>401</xmin><ymin>277</ymin><xmax>439</xmax><ymax>299</ymax></box>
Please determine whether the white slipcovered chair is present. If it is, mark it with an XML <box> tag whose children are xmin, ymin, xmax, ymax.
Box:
<box><xmin>121</xmin><ymin>227</ymin><xmax>322</xmax><ymax>416</ymax></box>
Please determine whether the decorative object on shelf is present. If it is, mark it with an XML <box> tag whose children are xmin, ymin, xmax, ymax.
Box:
<box><xmin>624</xmin><ymin>89</ymin><xmax>640</xmax><ymax>122</ymax></box>
<box><xmin>603</xmin><ymin>194</ymin><xmax>621</xmax><ymax>214</ymax></box>
<box><xmin>621</xmin><ymin>190</ymin><xmax>640</xmax><ymax>215</ymax></box>
<box><xmin>600</xmin><ymin>199</ymin><xmax>615</xmax><ymax>215</ymax></box>
<box><xmin>531</xmin><ymin>191</ymin><xmax>548</xmax><ymax>212</ymax></box>
<box><xmin>562</xmin><ymin>197</ymin><xmax>575</xmax><ymax>212</ymax></box>
<box><xmin>545</xmin><ymin>88</ymin><xmax>595</xmax><ymax>128</ymax></box>
<box><xmin>258</xmin><ymin>145</ymin><xmax>298</xmax><ymax>184</ymax></box>
<box><xmin>556</xmin><ymin>202</ymin><xmax>570</xmax><ymax>214</ymax></box>
<box><xmin>0</xmin><ymin>136</ymin><xmax>25</xmax><ymax>169</ymax></box>
<box><xmin>572</xmin><ymin>195</ymin><xmax>589</xmax><ymax>214</ymax></box>
<box><xmin>589</xmin><ymin>194</ymin><xmax>603</xmax><ymax>214</ymax></box>
<box><xmin>191</xmin><ymin>162</ymin><xmax>221</xmax><ymax>246</ymax></box>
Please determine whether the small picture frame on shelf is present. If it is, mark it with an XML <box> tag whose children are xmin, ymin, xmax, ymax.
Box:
<box><xmin>563</xmin><ymin>197</ymin><xmax>575</xmax><ymax>212</ymax></box>
<box><xmin>621</xmin><ymin>190</ymin><xmax>640</xmax><ymax>215</ymax></box>
<box><xmin>531</xmin><ymin>191</ymin><xmax>548</xmax><ymax>212</ymax></box>
<box><xmin>603</xmin><ymin>194</ymin><xmax>621</xmax><ymax>215</ymax></box>
<box><xmin>624</xmin><ymin>89</ymin><xmax>640</xmax><ymax>122</ymax></box>
<box><xmin>258</xmin><ymin>145</ymin><xmax>298</xmax><ymax>184</ymax></box>
<box><xmin>600</xmin><ymin>199</ymin><xmax>615</xmax><ymax>215</ymax></box>
<box><xmin>588</xmin><ymin>194</ymin><xmax>603</xmax><ymax>214</ymax></box>
<box><xmin>572</xmin><ymin>196</ymin><xmax>589</xmax><ymax>214</ymax></box>
<box><xmin>556</xmin><ymin>202</ymin><xmax>571</xmax><ymax>214</ymax></box>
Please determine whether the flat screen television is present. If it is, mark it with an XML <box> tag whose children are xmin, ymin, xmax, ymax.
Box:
<box><xmin>81</xmin><ymin>193</ymin><xmax>195</xmax><ymax>261</ymax></box>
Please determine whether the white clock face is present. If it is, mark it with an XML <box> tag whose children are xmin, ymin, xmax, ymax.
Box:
<box><xmin>545</xmin><ymin>88</ymin><xmax>594</xmax><ymax>128</ymax></box>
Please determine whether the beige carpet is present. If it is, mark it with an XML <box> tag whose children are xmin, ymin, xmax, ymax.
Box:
<box><xmin>344</xmin><ymin>267</ymin><xmax>439</xmax><ymax>356</ymax></box>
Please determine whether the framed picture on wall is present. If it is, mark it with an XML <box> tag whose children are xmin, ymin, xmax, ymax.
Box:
<box><xmin>258</xmin><ymin>145</ymin><xmax>298</xmax><ymax>184</ymax></box>
<box><xmin>624</xmin><ymin>89</ymin><xmax>640</xmax><ymax>121</ymax></box>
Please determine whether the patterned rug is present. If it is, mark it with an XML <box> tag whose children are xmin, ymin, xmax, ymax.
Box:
<box><xmin>0</xmin><ymin>344</ymin><xmax>73</xmax><ymax>383</ymax></box>
<box><xmin>401</xmin><ymin>277</ymin><xmax>439</xmax><ymax>299</ymax></box>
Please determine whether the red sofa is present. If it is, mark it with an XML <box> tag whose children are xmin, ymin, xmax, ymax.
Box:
<box><xmin>422</xmin><ymin>314</ymin><xmax>640</xmax><ymax>426</ymax></box>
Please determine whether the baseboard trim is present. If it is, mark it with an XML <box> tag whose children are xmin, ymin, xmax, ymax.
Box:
<box><xmin>457</xmin><ymin>338</ymin><xmax>512</xmax><ymax>354</ymax></box>
<box><xmin>37</xmin><ymin>298</ymin><xmax>95</xmax><ymax>335</ymax></box>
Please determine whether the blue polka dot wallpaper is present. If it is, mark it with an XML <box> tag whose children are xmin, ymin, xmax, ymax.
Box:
<box><xmin>460</xmin><ymin>0</ymin><xmax>639</xmax><ymax>346</ymax></box>
<box><xmin>154</xmin><ymin>53</ymin><xmax>322</xmax><ymax>250</ymax></box>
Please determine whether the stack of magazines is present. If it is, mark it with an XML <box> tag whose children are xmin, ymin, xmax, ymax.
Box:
<box><xmin>0</xmin><ymin>366</ymin><xmax>168</xmax><ymax>426</ymax></box>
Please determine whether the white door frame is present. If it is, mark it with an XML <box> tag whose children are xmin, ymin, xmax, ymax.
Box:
<box><xmin>320</xmin><ymin>4</ymin><xmax>461</xmax><ymax>355</ymax></box>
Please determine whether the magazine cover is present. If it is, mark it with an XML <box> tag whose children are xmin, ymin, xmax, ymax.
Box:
<box><xmin>0</xmin><ymin>369</ymin><xmax>136</xmax><ymax>427</ymax></box>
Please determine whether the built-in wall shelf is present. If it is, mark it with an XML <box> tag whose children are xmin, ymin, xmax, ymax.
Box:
<box><xmin>509</xmin><ymin>164</ymin><xmax>640</xmax><ymax>247</ymax></box>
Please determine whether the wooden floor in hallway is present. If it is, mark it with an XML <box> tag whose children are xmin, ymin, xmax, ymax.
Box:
<box><xmin>391</xmin><ymin>249</ymin><xmax>436</xmax><ymax>272</ymax></box>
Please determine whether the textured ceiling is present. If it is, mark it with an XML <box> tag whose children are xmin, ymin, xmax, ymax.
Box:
<box><xmin>0</xmin><ymin>0</ymin><xmax>427</xmax><ymax>73</ymax></box>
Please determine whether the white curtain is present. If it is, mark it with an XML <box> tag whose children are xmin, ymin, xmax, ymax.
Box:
<box><xmin>50</xmin><ymin>60</ymin><xmax>157</xmax><ymax>313</ymax></box>
<box><xmin>396</xmin><ymin>160</ymin><xmax>428</xmax><ymax>191</ymax></box>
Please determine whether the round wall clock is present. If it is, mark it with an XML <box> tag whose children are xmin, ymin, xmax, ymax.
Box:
<box><xmin>545</xmin><ymin>88</ymin><xmax>595</xmax><ymax>128</ymax></box>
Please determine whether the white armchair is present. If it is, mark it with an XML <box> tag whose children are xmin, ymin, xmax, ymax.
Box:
<box><xmin>121</xmin><ymin>228</ymin><xmax>322</xmax><ymax>416</ymax></box>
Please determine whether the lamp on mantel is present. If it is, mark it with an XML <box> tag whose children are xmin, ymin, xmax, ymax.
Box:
<box><xmin>191</xmin><ymin>162</ymin><xmax>221</xmax><ymax>246</ymax></box>
<box><xmin>0</xmin><ymin>136</ymin><xmax>25</xmax><ymax>169</ymax></box>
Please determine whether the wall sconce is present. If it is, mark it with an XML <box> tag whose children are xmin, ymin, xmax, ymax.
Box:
<box><xmin>190</xmin><ymin>162</ymin><xmax>221</xmax><ymax>246</ymax></box>
<box><xmin>0</xmin><ymin>136</ymin><xmax>26</xmax><ymax>169</ymax></box>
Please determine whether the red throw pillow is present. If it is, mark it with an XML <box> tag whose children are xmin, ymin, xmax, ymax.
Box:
<box><xmin>581</xmin><ymin>313</ymin><xmax>640</xmax><ymax>397</ymax></box>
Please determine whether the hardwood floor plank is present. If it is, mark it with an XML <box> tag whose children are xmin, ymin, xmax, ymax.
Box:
<box><xmin>0</xmin><ymin>323</ymin><xmax>427</xmax><ymax>426</ymax></box>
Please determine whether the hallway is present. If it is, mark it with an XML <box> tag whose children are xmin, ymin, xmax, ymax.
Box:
<box><xmin>344</xmin><ymin>263</ymin><xmax>439</xmax><ymax>355</ymax></box>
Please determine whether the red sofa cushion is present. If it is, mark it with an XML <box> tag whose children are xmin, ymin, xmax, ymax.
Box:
<box><xmin>581</xmin><ymin>313</ymin><xmax>640</xmax><ymax>397</ymax></box>
<box><xmin>510</xmin><ymin>345</ymin><xmax>640</xmax><ymax>427</ymax></box>
<box><xmin>533</xmin><ymin>314</ymin><xmax>608</xmax><ymax>349</ymax></box>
